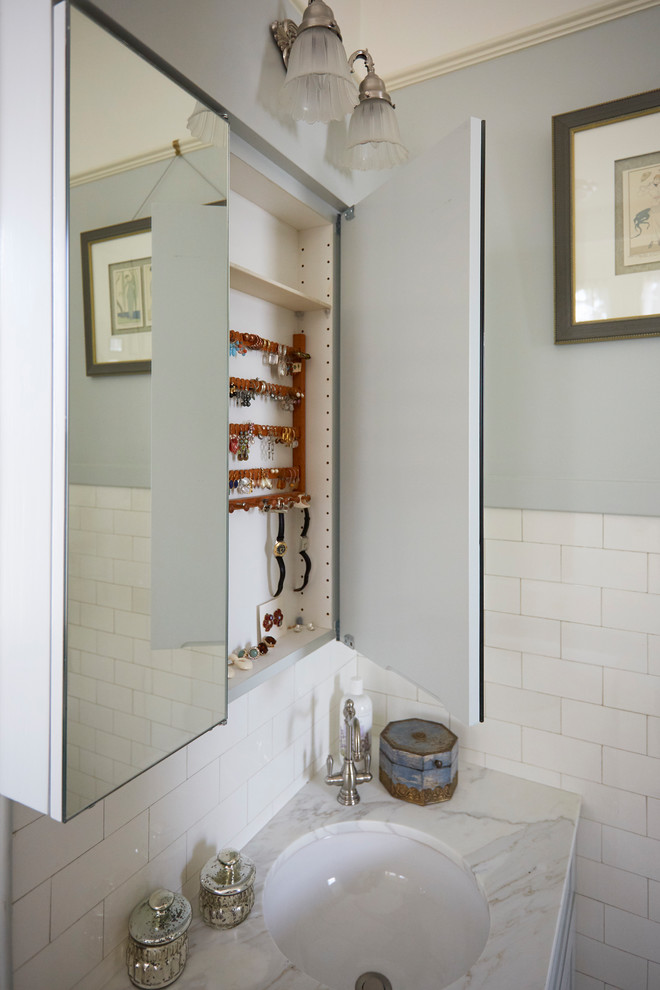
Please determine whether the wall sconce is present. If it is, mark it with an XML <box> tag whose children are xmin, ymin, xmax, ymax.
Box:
<box><xmin>187</xmin><ymin>101</ymin><xmax>228</xmax><ymax>148</ymax></box>
<box><xmin>270</xmin><ymin>1</ymin><xmax>407</xmax><ymax>170</ymax></box>
<box><xmin>271</xmin><ymin>0</ymin><xmax>358</xmax><ymax>124</ymax></box>
<box><xmin>345</xmin><ymin>50</ymin><xmax>408</xmax><ymax>170</ymax></box>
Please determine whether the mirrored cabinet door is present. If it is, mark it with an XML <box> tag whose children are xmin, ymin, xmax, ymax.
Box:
<box><xmin>64</xmin><ymin>2</ymin><xmax>230</xmax><ymax>818</ymax></box>
<box><xmin>339</xmin><ymin>119</ymin><xmax>484</xmax><ymax>726</ymax></box>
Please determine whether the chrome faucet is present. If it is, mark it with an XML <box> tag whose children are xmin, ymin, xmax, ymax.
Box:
<box><xmin>325</xmin><ymin>699</ymin><xmax>373</xmax><ymax>805</ymax></box>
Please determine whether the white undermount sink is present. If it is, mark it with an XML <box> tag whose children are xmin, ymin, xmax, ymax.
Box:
<box><xmin>262</xmin><ymin>822</ymin><xmax>490</xmax><ymax>990</ymax></box>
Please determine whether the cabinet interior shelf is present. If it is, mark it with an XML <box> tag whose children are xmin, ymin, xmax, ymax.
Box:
<box><xmin>227</xmin><ymin>627</ymin><xmax>335</xmax><ymax>702</ymax></box>
<box><xmin>230</xmin><ymin>263</ymin><xmax>330</xmax><ymax>312</ymax></box>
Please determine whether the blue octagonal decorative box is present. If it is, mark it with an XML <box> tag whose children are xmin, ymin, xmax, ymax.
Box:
<box><xmin>379</xmin><ymin>718</ymin><xmax>458</xmax><ymax>805</ymax></box>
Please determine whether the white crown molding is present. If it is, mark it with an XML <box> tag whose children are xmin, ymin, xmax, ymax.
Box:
<box><xmin>70</xmin><ymin>136</ymin><xmax>208</xmax><ymax>187</ymax></box>
<box><xmin>384</xmin><ymin>0</ymin><xmax>660</xmax><ymax>91</ymax></box>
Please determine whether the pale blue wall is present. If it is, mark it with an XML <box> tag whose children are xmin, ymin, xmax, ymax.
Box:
<box><xmin>387</xmin><ymin>7</ymin><xmax>660</xmax><ymax>515</ymax></box>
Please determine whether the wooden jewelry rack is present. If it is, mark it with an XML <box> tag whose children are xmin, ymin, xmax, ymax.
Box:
<box><xmin>228</xmin><ymin>332</ymin><xmax>307</xmax><ymax>513</ymax></box>
<box><xmin>228</xmin><ymin>493</ymin><xmax>311</xmax><ymax>514</ymax></box>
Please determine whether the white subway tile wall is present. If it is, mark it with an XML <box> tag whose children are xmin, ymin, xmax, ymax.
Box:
<box><xmin>12</xmin><ymin>638</ymin><xmax>359</xmax><ymax>990</ymax></box>
<box><xmin>481</xmin><ymin>508</ymin><xmax>660</xmax><ymax>990</ymax></box>
<box><xmin>10</xmin><ymin>507</ymin><xmax>660</xmax><ymax>989</ymax></box>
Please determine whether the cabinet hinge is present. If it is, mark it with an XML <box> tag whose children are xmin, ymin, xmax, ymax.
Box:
<box><xmin>343</xmin><ymin>634</ymin><xmax>355</xmax><ymax>650</ymax></box>
<box><xmin>336</xmin><ymin>206</ymin><xmax>355</xmax><ymax>235</ymax></box>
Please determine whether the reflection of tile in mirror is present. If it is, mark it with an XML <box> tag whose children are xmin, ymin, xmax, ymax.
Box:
<box><xmin>66</xmin><ymin>483</ymin><xmax>227</xmax><ymax>817</ymax></box>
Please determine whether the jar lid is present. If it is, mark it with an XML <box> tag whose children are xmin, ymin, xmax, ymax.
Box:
<box><xmin>381</xmin><ymin>718</ymin><xmax>457</xmax><ymax>756</ymax></box>
<box><xmin>128</xmin><ymin>888</ymin><xmax>192</xmax><ymax>946</ymax></box>
<box><xmin>200</xmin><ymin>849</ymin><xmax>256</xmax><ymax>896</ymax></box>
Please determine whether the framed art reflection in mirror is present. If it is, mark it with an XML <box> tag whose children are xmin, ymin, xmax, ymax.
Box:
<box><xmin>81</xmin><ymin>217</ymin><xmax>152</xmax><ymax>375</ymax></box>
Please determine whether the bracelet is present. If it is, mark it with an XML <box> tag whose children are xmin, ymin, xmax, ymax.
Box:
<box><xmin>294</xmin><ymin>507</ymin><xmax>311</xmax><ymax>592</ymax></box>
<box><xmin>272</xmin><ymin>512</ymin><xmax>287</xmax><ymax>597</ymax></box>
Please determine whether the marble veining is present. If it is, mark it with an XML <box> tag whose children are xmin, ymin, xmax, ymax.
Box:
<box><xmin>104</xmin><ymin>762</ymin><xmax>580</xmax><ymax>990</ymax></box>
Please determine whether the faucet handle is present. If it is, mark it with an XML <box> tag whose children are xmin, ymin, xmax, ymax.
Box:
<box><xmin>364</xmin><ymin>751</ymin><xmax>371</xmax><ymax>774</ymax></box>
<box><xmin>326</xmin><ymin>754</ymin><xmax>334</xmax><ymax>776</ymax></box>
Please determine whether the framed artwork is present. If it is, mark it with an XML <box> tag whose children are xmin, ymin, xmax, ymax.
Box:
<box><xmin>81</xmin><ymin>217</ymin><xmax>152</xmax><ymax>374</ymax></box>
<box><xmin>553</xmin><ymin>88</ymin><xmax>660</xmax><ymax>343</ymax></box>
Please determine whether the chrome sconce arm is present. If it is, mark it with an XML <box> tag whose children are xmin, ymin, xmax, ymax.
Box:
<box><xmin>270</xmin><ymin>19</ymin><xmax>300</xmax><ymax>69</ymax></box>
<box><xmin>348</xmin><ymin>49</ymin><xmax>394</xmax><ymax>107</ymax></box>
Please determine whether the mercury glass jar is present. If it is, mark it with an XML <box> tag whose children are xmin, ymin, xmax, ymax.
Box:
<box><xmin>126</xmin><ymin>888</ymin><xmax>192</xmax><ymax>988</ymax></box>
<box><xmin>199</xmin><ymin>848</ymin><xmax>256</xmax><ymax>929</ymax></box>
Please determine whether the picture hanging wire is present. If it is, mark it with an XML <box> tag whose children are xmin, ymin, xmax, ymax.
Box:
<box><xmin>131</xmin><ymin>138</ymin><xmax>227</xmax><ymax>220</ymax></box>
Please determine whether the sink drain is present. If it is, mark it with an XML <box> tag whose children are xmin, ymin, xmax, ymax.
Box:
<box><xmin>355</xmin><ymin>974</ymin><xmax>392</xmax><ymax>990</ymax></box>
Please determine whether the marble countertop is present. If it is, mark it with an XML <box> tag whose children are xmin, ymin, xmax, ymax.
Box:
<box><xmin>109</xmin><ymin>762</ymin><xmax>580</xmax><ymax>990</ymax></box>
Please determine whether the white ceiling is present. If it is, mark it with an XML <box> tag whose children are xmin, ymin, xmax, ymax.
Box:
<box><xmin>292</xmin><ymin>0</ymin><xmax>660</xmax><ymax>89</ymax></box>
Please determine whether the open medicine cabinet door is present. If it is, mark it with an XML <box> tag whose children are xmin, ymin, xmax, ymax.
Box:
<box><xmin>339</xmin><ymin>117</ymin><xmax>484</xmax><ymax>725</ymax></box>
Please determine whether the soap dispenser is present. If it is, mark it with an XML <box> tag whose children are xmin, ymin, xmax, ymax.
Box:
<box><xmin>340</xmin><ymin>676</ymin><xmax>372</xmax><ymax>758</ymax></box>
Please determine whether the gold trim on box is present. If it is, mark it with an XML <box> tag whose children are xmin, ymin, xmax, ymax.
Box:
<box><xmin>379</xmin><ymin>767</ymin><xmax>458</xmax><ymax>805</ymax></box>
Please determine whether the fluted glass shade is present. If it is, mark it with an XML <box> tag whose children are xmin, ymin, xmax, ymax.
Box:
<box><xmin>280</xmin><ymin>26</ymin><xmax>358</xmax><ymax>124</ymax></box>
<box><xmin>345</xmin><ymin>98</ymin><xmax>409</xmax><ymax>170</ymax></box>
<box><xmin>186</xmin><ymin>101</ymin><xmax>228</xmax><ymax>148</ymax></box>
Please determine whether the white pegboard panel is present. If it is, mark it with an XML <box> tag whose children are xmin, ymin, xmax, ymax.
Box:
<box><xmin>295</xmin><ymin>226</ymin><xmax>334</xmax><ymax>631</ymax></box>
<box><xmin>297</xmin><ymin>224</ymin><xmax>334</xmax><ymax>307</ymax></box>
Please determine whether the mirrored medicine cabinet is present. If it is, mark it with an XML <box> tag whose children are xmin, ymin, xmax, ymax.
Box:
<box><xmin>0</xmin><ymin>0</ymin><xmax>483</xmax><ymax>822</ymax></box>
<box><xmin>65</xmin><ymin>2</ymin><xmax>230</xmax><ymax>817</ymax></box>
